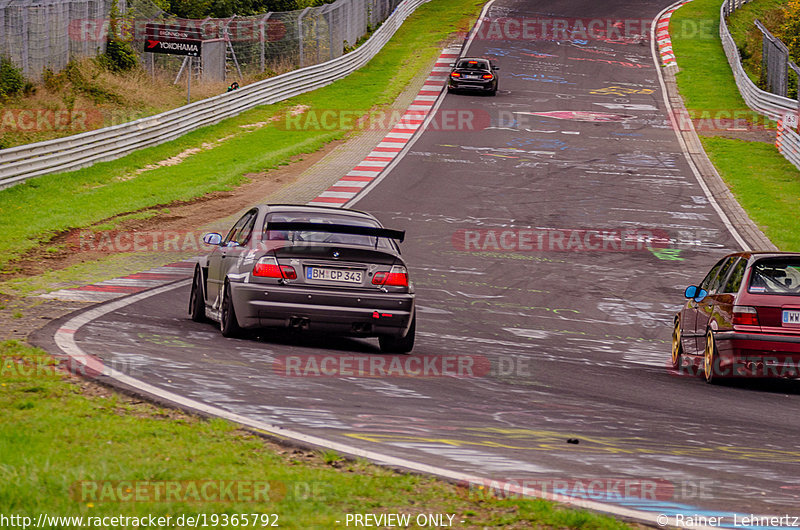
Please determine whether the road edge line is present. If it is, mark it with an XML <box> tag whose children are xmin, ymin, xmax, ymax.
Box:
<box><xmin>48</xmin><ymin>278</ymin><xmax>667</xmax><ymax>527</ymax></box>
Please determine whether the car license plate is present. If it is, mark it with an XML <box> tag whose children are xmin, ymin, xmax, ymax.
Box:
<box><xmin>307</xmin><ymin>267</ymin><xmax>363</xmax><ymax>284</ymax></box>
<box><xmin>464</xmin><ymin>75</ymin><xmax>480</xmax><ymax>79</ymax></box>
<box><xmin>782</xmin><ymin>310</ymin><xmax>800</xmax><ymax>326</ymax></box>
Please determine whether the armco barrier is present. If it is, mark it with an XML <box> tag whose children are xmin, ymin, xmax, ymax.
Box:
<box><xmin>719</xmin><ymin>0</ymin><xmax>800</xmax><ymax>170</ymax></box>
<box><xmin>0</xmin><ymin>0</ymin><xmax>431</xmax><ymax>189</ymax></box>
<box><xmin>777</xmin><ymin>119</ymin><xmax>800</xmax><ymax>169</ymax></box>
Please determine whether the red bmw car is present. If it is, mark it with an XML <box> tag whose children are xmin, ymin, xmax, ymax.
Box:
<box><xmin>673</xmin><ymin>252</ymin><xmax>800</xmax><ymax>382</ymax></box>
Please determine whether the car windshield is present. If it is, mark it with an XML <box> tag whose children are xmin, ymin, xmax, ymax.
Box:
<box><xmin>748</xmin><ymin>258</ymin><xmax>800</xmax><ymax>294</ymax></box>
<box><xmin>263</xmin><ymin>212</ymin><xmax>392</xmax><ymax>249</ymax></box>
<box><xmin>456</xmin><ymin>59</ymin><xmax>489</xmax><ymax>70</ymax></box>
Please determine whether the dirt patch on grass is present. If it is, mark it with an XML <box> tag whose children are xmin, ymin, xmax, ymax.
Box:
<box><xmin>3</xmin><ymin>138</ymin><xmax>343</xmax><ymax>279</ymax></box>
<box><xmin>699</xmin><ymin>129</ymin><xmax>776</xmax><ymax>143</ymax></box>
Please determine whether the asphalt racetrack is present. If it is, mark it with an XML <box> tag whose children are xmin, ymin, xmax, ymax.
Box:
<box><xmin>36</xmin><ymin>0</ymin><xmax>800</xmax><ymax>523</ymax></box>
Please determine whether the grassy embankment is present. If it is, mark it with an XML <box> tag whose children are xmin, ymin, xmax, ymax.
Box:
<box><xmin>0</xmin><ymin>341</ymin><xmax>636</xmax><ymax>527</ymax></box>
<box><xmin>670</xmin><ymin>0</ymin><xmax>800</xmax><ymax>251</ymax></box>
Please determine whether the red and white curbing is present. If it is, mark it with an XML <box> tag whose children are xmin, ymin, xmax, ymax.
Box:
<box><xmin>656</xmin><ymin>1</ymin><xmax>692</xmax><ymax>66</ymax></box>
<box><xmin>307</xmin><ymin>46</ymin><xmax>462</xmax><ymax>207</ymax></box>
<box><xmin>40</xmin><ymin>261</ymin><xmax>196</xmax><ymax>302</ymax></box>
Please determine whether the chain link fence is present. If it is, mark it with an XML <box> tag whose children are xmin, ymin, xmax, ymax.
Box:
<box><xmin>0</xmin><ymin>0</ymin><xmax>403</xmax><ymax>81</ymax></box>
<box><xmin>0</xmin><ymin>0</ymin><xmax>111</xmax><ymax>79</ymax></box>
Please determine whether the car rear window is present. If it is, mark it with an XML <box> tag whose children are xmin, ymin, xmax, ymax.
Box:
<box><xmin>263</xmin><ymin>212</ymin><xmax>392</xmax><ymax>249</ymax></box>
<box><xmin>456</xmin><ymin>60</ymin><xmax>489</xmax><ymax>70</ymax></box>
<box><xmin>748</xmin><ymin>258</ymin><xmax>800</xmax><ymax>294</ymax></box>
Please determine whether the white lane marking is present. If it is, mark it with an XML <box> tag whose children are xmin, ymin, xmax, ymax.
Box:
<box><xmin>318</xmin><ymin>191</ymin><xmax>356</xmax><ymax>199</ymax></box>
<box><xmin>94</xmin><ymin>279</ymin><xmax>169</xmax><ymax>287</ymax></box>
<box><xmin>346</xmin><ymin>169</ymin><xmax>383</xmax><ymax>177</ymax></box>
<box><xmin>593</xmin><ymin>103</ymin><xmax>659</xmax><ymax>111</ymax></box>
<box><xmin>39</xmin><ymin>291</ymin><xmax>125</xmax><ymax>302</ymax></box>
<box><xmin>335</xmin><ymin>179</ymin><xmax>371</xmax><ymax>188</ymax></box>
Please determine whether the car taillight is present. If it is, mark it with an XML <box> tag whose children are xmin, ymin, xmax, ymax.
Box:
<box><xmin>733</xmin><ymin>306</ymin><xmax>759</xmax><ymax>326</ymax></box>
<box><xmin>372</xmin><ymin>265</ymin><xmax>409</xmax><ymax>287</ymax></box>
<box><xmin>482</xmin><ymin>74</ymin><xmax>493</xmax><ymax>79</ymax></box>
<box><xmin>451</xmin><ymin>72</ymin><xmax>461</xmax><ymax>78</ymax></box>
<box><xmin>253</xmin><ymin>256</ymin><xmax>296</xmax><ymax>279</ymax></box>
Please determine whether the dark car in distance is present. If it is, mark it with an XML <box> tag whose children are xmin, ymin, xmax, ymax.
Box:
<box><xmin>447</xmin><ymin>57</ymin><xmax>499</xmax><ymax>95</ymax></box>
<box><xmin>189</xmin><ymin>205</ymin><xmax>416</xmax><ymax>353</ymax></box>
<box><xmin>673</xmin><ymin>252</ymin><xmax>800</xmax><ymax>382</ymax></box>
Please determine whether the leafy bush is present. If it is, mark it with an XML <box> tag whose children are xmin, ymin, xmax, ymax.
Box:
<box><xmin>100</xmin><ymin>38</ymin><xmax>138</xmax><ymax>72</ymax></box>
<box><xmin>168</xmin><ymin>0</ymin><xmax>301</xmax><ymax>18</ymax></box>
<box><xmin>0</xmin><ymin>56</ymin><xmax>25</xmax><ymax>100</ymax></box>
<box><xmin>780</xmin><ymin>0</ymin><xmax>800</xmax><ymax>61</ymax></box>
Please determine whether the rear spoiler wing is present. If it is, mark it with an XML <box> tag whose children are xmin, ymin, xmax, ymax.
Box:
<box><xmin>266</xmin><ymin>222</ymin><xmax>405</xmax><ymax>243</ymax></box>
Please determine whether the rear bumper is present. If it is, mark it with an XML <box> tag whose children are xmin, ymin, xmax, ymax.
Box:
<box><xmin>229</xmin><ymin>281</ymin><xmax>414</xmax><ymax>337</ymax></box>
<box><xmin>714</xmin><ymin>331</ymin><xmax>800</xmax><ymax>377</ymax></box>
<box><xmin>448</xmin><ymin>79</ymin><xmax>495</xmax><ymax>91</ymax></box>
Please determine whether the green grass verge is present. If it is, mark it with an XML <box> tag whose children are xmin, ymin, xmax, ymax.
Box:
<box><xmin>0</xmin><ymin>341</ymin><xmax>635</xmax><ymax>529</ymax></box>
<box><xmin>0</xmin><ymin>0</ymin><xmax>483</xmax><ymax>272</ymax></box>
<box><xmin>671</xmin><ymin>0</ymin><xmax>749</xmax><ymax>112</ymax></box>
<box><xmin>671</xmin><ymin>0</ymin><xmax>800</xmax><ymax>250</ymax></box>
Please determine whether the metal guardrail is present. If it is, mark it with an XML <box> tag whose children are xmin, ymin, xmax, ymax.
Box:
<box><xmin>719</xmin><ymin>0</ymin><xmax>796</xmax><ymax>121</ymax></box>
<box><xmin>720</xmin><ymin>0</ymin><xmax>800</xmax><ymax>170</ymax></box>
<box><xmin>0</xmin><ymin>0</ymin><xmax>430</xmax><ymax>188</ymax></box>
<box><xmin>777</xmin><ymin>118</ymin><xmax>800</xmax><ymax>169</ymax></box>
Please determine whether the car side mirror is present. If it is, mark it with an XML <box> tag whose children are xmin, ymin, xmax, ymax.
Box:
<box><xmin>684</xmin><ymin>285</ymin><xmax>708</xmax><ymax>302</ymax></box>
<box><xmin>203</xmin><ymin>233</ymin><xmax>222</xmax><ymax>246</ymax></box>
<box><xmin>493</xmin><ymin>65</ymin><xmax>500</xmax><ymax>70</ymax></box>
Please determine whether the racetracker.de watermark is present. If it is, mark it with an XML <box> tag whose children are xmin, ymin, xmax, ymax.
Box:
<box><xmin>0</xmin><ymin>109</ymin><xmax>103</xmax><ymax>132</ymax></box>
<box><xmin>72</xmin><ymin>480</ymin><xmax>297</xmax><ymax>503</ymax></box>
<box><xmin>273</xmin><ymin>354</ymin><xmax>491</xmax><ymax>378</ymax></box>
<box><xmin>67</xmin><ymin>18</ymin><xmax>287</xmax><ymax>43</ymax></box>
<box><xmin>669</xmin><ymin>109</ymin><xmax>784</xmax><ymax>132</ymax></box>
<box><xmin>466</xmin><ymin>477</ymin><xmax>715</xmax><ymax>502</ymax></box>
<box><xmin>469</xmin><ymin>17</ymin><xmax>652</xmax><ymax>42</ymax></box>
<box><xmin>277</xmin><ymin>109</ymin><xmax>492</xmax><ymax>132</ymax></box>
<box><xmin>452</xmin><ymin>228</ymin><xmax>670</xmax><ymax>253</ymax></box>
<box><xmin>1</xmin><ymin>353</ymin><xmax>137</xmax><ymax>380</ymax></box>
<box><xmin>672</xmin><ymin>356</ymin><xmax>800</xmax><ymax>378</ymax></box>
<box><xmin>75</xmin><ymin>230</ymin><xmax>215</xmax><ymax>253</ymax></box>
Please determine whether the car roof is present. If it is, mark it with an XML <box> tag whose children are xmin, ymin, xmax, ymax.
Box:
<box><xmin>263</xmin><ymin>204</ymin><xmax>380</xmax><ymax>222</ymax></box>
<box><xmin>456</xmin><ymin>57</ymin><xmax>489</xmax><ymax>64</ymax></box>
<box><xmin>725</xmin><ymin>251</ymin><xmax>800</xmax><ymax>261</ymax></box>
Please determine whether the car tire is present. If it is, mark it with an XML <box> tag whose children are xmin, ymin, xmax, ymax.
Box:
<box><xmin>703</xmin><ymin>329</ymin><xmax>719</xmax><ymax>384</ymax></box>
<box><xmin>220</xmin><ymin>281</ymin><xmax>242</xmax><ymax>338</ymax></box>
<box><xmin>671</xmin><ymin>316</ymin><xmax>683</xmax><ymax>370</ymax></box>
<box><xmin>189</xmin><ymin>268</ymin><xmax>207</xmax><ymax>323</ymax></box>
<box><xmin>379</xmin><ymin>314</ymin><xmax>416</xmax><ymax>354</ymax></box>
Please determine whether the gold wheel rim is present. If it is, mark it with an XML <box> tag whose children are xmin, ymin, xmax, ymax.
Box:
<box><xmin>704</xmin><ymin>332</ymin><xmax>714</xmax><ymax>380</ymax></box>
<box><xmin>671</xmin><ymin>320</ymin><xmax>681</xmax><ymax>365</ymax></box>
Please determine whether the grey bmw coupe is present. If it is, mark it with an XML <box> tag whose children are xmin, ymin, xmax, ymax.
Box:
<box><xmin>189</xmin><ymin>204</ymin><xmax>416</xmax><ymax>353</ymax></box>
